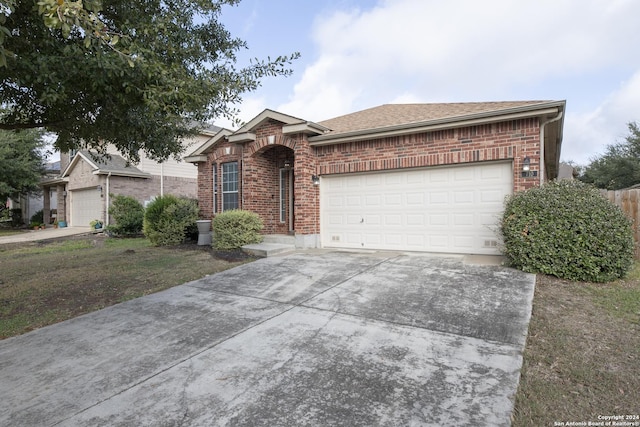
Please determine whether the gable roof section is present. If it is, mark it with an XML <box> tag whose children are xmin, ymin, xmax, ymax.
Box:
<box><xmin>61</xmin><ymin>151</ymin><xmax>151</xmax><ymax>178</ymax></box>
<box><xmin>311</xmin><ymin>101</ymin><xmax>564</xmax><ymax>145</ymax></box>
<box><xmin>228</xmin><ymin>109</ymin><xmax>329</xmax><ymax>143</ymax></box>
<box><xmin>184</xmin><ymin>128</ymin><xmax>234</xmax><ymax>163</ymax></box>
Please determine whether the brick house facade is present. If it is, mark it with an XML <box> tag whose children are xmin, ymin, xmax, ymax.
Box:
<box><xmin>186</xmin><ymin>101</ymin><xmax>565</xmax><ymax>254</ymax></box>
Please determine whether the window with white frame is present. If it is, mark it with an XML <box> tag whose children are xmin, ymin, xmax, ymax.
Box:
<box><xmin>279</xmin><ymin>169</ymin><xmax>287</xmax><ymax>223</ymax></box>
<box><xmin>222</xmin><ymin>162</ymin><xmax>239</xmax><ymax>211</ymax></box>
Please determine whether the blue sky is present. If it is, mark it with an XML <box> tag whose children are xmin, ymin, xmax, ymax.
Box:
<box><xmin>216</xmin><ymin>0</ymin><xmax>640</xmax><ymax>165</ymax></box>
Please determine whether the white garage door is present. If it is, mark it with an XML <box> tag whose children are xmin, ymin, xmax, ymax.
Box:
<box><xmin>70</xmin><ymin>188</ymin><xmax>103</xmax><ymax>227</ymax></box>
<box><xmin>321</xmin><ymin>162</ymin><xmax>513</xmax><ymax>255</ymax></box>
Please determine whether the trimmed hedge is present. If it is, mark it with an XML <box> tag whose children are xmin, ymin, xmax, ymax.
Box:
<box><xmin>500</xmin><ymin>180</ymin><xmax>634</xmax><ymax>282</ymax></box>
<box><xmin>212</xmin><ymin>209</ymin><xmax>263</xmax><ymax>250</ymax></box>
<box><xmin>143</xmin><ymin>195</ymin><xmax>199</xmax><ymax>246</ymax></box>
<box><xmin>106</xmin><ymin>194</ymin><xmax>144</xmax><ymax>236</ymax></box>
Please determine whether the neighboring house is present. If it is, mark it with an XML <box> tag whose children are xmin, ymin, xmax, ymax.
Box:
<box><xmin>41</xmin><ymin>128</ymin><xmax>219</xmax><ymax>227</ymax></box>
<box><xmin>557</xmin><ymin>162</ymin><xmax>577</xmax><ymax>180</ymax></box>
<box><xmin>7</xmin><ymin>160</ymin><xmax>60</xmax><ymax>225</ymax></box>
<box><xmin>186</xmin><ymin>101</ymin><xmax>566</xmax><ymax>255</ymax></box>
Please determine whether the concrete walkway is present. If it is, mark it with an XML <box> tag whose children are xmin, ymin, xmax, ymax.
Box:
<box><xmin>0</xmin><ymin>250</ymin><xmax>535</xmax><ymax>426</ymax></box>
<box><xmin>0</xmin><ymin>226</ymin><xmax>93</xmax><ymax>244</ymax></box>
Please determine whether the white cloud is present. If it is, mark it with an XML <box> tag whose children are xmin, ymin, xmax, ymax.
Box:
<box><xmin>277</xmin><ymin>0</ymin><xmax>640</xmax><ymax>148</ymax></box>
<box><xmin>215</xmin><ymin>96</ymin><xmax>268</xmax><ymax>130</ymax></box>
<box><xmin>222</xmin><ymin>0</ymin><xmax>640</xmax><ymax>166</ymax></box>
<box><xmin>563</xmin><ymin>70</ymin><xmax>640</xmax><ymax>164</ymax></box>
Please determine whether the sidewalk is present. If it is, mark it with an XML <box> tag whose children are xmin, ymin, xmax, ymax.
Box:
<box><xmin>0</xmin><ymin>227</ymin><xmax>94</xmax><ymax>245</ymax></box>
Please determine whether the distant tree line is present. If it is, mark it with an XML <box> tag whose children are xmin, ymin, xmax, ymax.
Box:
<box><xmin>578</xmin><ymin>122</ymin><xmax>640</xmax><ymax>190</ymax></box>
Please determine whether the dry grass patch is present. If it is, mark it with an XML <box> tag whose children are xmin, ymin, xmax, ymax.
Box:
<box><xmin>512</xmin><ymin>269</ymin><xmax>640</xmax><ymax>426</ymax></box>
<box><xmin>0</xmin><ymin>234</ymin><xmax>254</xmax><ymax>339</ymax></box>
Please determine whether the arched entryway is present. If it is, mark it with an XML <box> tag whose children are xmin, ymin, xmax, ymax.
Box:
<box><xmin>247</xmin><ymin>144</ymin><xmax>295</xmax><ymax>235</ymax></box>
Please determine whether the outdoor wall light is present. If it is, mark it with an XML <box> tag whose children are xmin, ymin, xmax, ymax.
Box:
<box><xmin>522</xmin><ymin>156</ymin><xmax>531</xmax><ymax>172</ymax></box>
<box><xmin>97</xmin><ymin>185</ymin><xmax>103</xmax><ymax>192</ymax></box>
<box><xmin>284</xmin><ymin>159</ymin><xmax>291</xmax><ymax>169</ymax></box>
<box><xmin>312</xmin><ymin>175</ymin><xmax>320</xmax><ymax>185</ymax></box>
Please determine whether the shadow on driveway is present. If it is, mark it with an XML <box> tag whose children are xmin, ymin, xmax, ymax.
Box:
<box><xmin>0</xmin><ymin>250</ymin><xmax>534</xmax><ymax>426</ymax></box>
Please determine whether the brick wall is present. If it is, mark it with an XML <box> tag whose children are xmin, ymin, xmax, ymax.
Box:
<box><xmin>315</xmin><ymin>118</ymin><xmax>542</xmax><ymax>192</ymax></box>
<box><xmin>193</xmin><ymin>116</ymin><xmax>544</xmax><ymax>242</ymax></box>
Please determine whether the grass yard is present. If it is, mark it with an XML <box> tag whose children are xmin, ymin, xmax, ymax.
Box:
<box><xmin>0</xmin><ymin>234</ymin><xmax>254</xmax><ymax>339</ymax></box>
<box><xmin>512</xmin><ymin>266</ymin><xmax>640</xmax><ymax>426</ymax></box>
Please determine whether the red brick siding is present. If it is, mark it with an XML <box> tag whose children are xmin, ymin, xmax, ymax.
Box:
<box><xmin>243</xmin><ymin>122</ymin><xmax>298</xmax><ymax>234</ymax></box>
<box><xmin>315</xmin><ymin>118</ymin><xmax>541</xmax><ymax>192</ymax></box>
<box><xmin>194</xmin><ymin>116</ymin><xmax>544</xmax><ymax>239</ymax></box>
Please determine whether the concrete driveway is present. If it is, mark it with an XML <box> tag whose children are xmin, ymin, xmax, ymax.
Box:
<box><xmin>0</xmin><ymin>250</ymin><xmax>535</xmax><ymax>426</ymax></box>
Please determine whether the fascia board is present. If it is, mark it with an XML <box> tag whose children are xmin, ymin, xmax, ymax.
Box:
<box><xmin>186</xmin><ymin>129</ymin><xmax>234</xmax><ymax>157</ymax></box>
<box><xmin>228</xmin><ymin>132</ymin><xmax>256</xmax><ymax>143</ymax></box>
<box><xmin>283</xmin><ymin>122</ymin><xmax>330</xmax><ymax>135</ymax></box>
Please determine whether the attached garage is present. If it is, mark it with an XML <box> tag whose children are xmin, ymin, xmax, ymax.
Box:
<box><xmin>320</xmin><ymin>162</ymin><xmax>513</xmax><ymax>255</ymax></box>
<box><xmin>70</xmin><ymin>188</ymin><xmax>103</xmax><ymax>227</ymax></box>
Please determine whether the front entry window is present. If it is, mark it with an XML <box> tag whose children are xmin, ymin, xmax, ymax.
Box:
<box><xmin>280</xmin><ymin>169</ymin><xmax>287</xmax><ymax>223</ymax></box>
<box><xmin>222</xmin><ymin>162</ymin><xmax>239</xmax><ymax>211</ymax></box>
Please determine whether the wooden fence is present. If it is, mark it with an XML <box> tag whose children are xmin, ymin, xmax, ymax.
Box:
<box><xmin>601</xmin><ymin>189</ymin><xmax>640</xmax><ymax>259</ymax></box>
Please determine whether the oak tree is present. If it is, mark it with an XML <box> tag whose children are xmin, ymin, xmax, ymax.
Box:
<box><xmin>0</xmin><ymin>0</ymin><xmax>299</xmax><ymax>162</ymax></box>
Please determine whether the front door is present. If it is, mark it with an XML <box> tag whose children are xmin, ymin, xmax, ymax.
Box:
<box><xmin>279</xmin><ymin>168</ymin><xmax>294</xmax><ymax>233</ymax></box>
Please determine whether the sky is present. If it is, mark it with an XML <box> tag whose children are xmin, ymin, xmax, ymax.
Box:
<box><xmin>214</xmin><ymin>0</ymin><xmax>640</xmax><ymax>165</ymax></box>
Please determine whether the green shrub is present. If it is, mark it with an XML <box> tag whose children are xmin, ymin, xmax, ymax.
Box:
<box><xmin>106</xmin><ymin>194</ymin><xmax>144</xmax><ymax>236</ymax></box>
<box><xmin>212</xmin><ymin>209</ymin><xmax>264</xmax><ymax>250</ymax></box>
<box><xmin>143</xmin><ymin>195</ymin><xmax>199</xmax><ymax>246</ymax></box>
<box><xmin>10</xmin><ymin>208</ymin><xmax>23</xmax><ymax>227</ymax></box>
<box><xmin>500</xmin><ymin>180</ymin><xmax>634</xmax><ymax>282</ymax></box>
<box><xmin>30</xmin><ymin>209</ymin><xmax>43</xmax><ymax>225</ymax></box>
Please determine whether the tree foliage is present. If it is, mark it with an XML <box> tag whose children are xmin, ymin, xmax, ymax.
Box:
<box><xmin>0</xmin><ymin>0</ymin><xmax>299</xmax><ymax>162</ymax></box>
<box><xmin>0</xmin><ymin>127</ymin><xmax>48</xmax><ymax>202</ymax></box>
<box><xmin>579</xmin><ymin>122</ymin><xmax>640</xmax><ymax>190</ymax></box>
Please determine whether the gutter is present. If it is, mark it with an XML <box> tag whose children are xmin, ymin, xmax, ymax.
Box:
<box><xmin>539</xmin><ymin>109</ymin><xmax>564</xmax><ymax>184</ymax></box>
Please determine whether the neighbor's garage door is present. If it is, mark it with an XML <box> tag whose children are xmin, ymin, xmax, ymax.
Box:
<box><xmin>321</xmin><ymin>162</ymin><xmax>513</xmax><ymax>255</ymax></box>
<box><xmin>70</xmin><ymin>188</ymin><xmax>102</xmax><ymax>227</ymax></box>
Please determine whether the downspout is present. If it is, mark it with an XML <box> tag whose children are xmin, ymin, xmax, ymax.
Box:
<box><xmin>105</xmin><ymin>172</ymin><xmax>112</xmax><ymax>226</ymax></box>
<box><xmin>539</xmin><ymin>110</ymin><xmax>564</xmax><ymax>185</ymax></box>
<box><xmin>240</xmin><ymin>141</ymin><xmax>245</xmax><ymax>208</ymax></box>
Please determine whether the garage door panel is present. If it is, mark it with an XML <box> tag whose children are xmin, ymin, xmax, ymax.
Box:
<box><xmin>384</xmin><ymin>215</ymin><xmax>402</xmax><ymax>226</ymax></box>
<box><xmin>407</xmin><ymin>214</ymin><xmax>425</xmax><ymax>226</ymax></box>
<box><xmin>406</xmin><ymin>192</ymin><xmax>424</xmax><ymax>205</ymax></box>
<box><xmin>321</xmin><ymin>162</ymin><xmax>512</xmax><ymax>255</ymax></box>
<box><xmin>70</xmin><ymin>188</ymin><xmax>103</xmax><ymax>227</ymax></box>
<box><xmin>454</xmin><ymin>168</ymin><xmax>475</xmax><ymax>181</ymax></box>
<box><xmin>453</xmin><ymin>191</ymin><xmax>474</xmax><ymax>203</ymax></box>
<box><xmin>429</xmin><ymin>192</ymin><xmax>449</xmax><ymax>204</ymax></box>
<box><xmin>385</xmin><ymin>194</ymin><xmax>402</xmax><ymax>205</ymax></box>
<box><xmin>453</xmin><ymin>214</ymin><xmax>474</xmax><ymax>226</ymax></box>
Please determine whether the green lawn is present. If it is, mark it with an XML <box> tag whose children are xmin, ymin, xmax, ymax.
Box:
<box><xmin>0</xmin><ymin>235</ymin><xmax>254</xmax><ymax>338</ymax></box>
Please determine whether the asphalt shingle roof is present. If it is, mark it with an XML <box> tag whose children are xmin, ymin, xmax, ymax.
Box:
<box><xmin>317</xmin><ymin>101</ymin><xmax>553</xmax><ymax>136</ymax></box>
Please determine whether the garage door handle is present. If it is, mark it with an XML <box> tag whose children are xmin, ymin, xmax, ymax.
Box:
<box><xmin>360</xmin><ymin>218</ymin><xmax>364</xmax><ymax>223</ymax></box>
